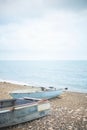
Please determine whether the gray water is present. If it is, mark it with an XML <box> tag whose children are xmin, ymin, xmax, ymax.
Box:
<box><xmin>0</xmin><ymin>60</ymin><xmax>87</xmax><ymax>93</ymax></box>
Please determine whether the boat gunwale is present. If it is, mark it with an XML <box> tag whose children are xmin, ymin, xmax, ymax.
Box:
<box><xmin>11</xmin><ymin>89</ymin><xmax>62</xmax><ymax>94</ymax></box>
<box><xmin>0</xmin><ymin>99</ymin><xmax>49</xmax><ymax>113</ymax></box>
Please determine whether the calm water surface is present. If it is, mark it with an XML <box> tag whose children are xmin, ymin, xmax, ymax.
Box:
<box><xmin>0</xmin><ymin>60</ymin><xmax>87</xmax><ymax>93</ymax></box>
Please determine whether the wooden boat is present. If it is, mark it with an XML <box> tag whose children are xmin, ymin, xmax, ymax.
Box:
<box><xmin>10</xmin><ymin>89</ymin><xmax>63</xmax><ymax>99</ymax></box>
<box><xmin>0</xmin><ymin>98</ymin><xmax>50</xmax><ymax>128</ymax></box>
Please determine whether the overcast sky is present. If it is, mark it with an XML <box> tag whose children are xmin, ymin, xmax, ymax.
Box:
<box><xmin>0</xmin><ymin>0</ymin><xmax>87</xmax><ymax>60</ymax></box>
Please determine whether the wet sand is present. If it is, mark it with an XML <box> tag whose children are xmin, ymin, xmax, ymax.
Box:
<box><xmin>0</xmin><ymin>82</ymin><xmax>87</xmax><ymax>130</ymax></box>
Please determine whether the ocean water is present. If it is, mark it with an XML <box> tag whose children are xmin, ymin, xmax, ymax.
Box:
<box><xmin>0</xmin><ymin>60</ymin><xmax>87</xmax><ymax>93</ymax></box>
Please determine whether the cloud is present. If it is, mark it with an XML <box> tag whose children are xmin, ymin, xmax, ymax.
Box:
<box><xmin>45</xmin><ymin>0</ymin><xmax>87</xmax><ymax>11</ymax></box>
<box><xmin>0</xmin><ymin>0</ymin><xmax>44</xmax><ymax>23</ymax></box>
<box><xmin>0</xmin><ymin>0</ymin><xmax>87</xmax><ymax>60</ymax></box>
<box><xmin>0</xmin><ymin>0</ymin><xmax>87</xmax><ymax>23</ymax></box>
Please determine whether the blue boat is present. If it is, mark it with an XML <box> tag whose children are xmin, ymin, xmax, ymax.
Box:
<box><xmin>0</xmin><ymin>98</ymin><xmax>50</xmax><ymax>128</ymax></box>
<box><xmin>10</xmin><ymin>89</ymin><xmax>63</xmax><ymax>99</ymax></box>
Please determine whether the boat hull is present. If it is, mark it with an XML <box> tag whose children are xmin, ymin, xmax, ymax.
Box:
<box><xmin>0</xmin><ymin>99</ymin><xmax>50</xmax><ymax>128</ymax></box>
<box><xmin>10</xmin><ymin>90</ymin><xmax>63</xmax><ymax>99</ymax></box>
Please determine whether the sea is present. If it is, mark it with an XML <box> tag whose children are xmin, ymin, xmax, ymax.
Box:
<box><xmin>0</xmin><ymin>60</ymin><xmax>87</xmax><ymax>93</ymax></box>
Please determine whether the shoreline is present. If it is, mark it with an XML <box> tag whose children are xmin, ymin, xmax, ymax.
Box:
<box><xmin>0</xmin><ymin>81</ymin><xmax>87</xmax><ymax>100</ymax></box>
<box><xmin>0</xmin><ymin>80</ymin><xmax>87</xmax><ymax>94</ymax></box>
<box><xmin>0</xmin><ymin>79</ymin><xmax>32</xmax><ymax>86</ymax></box>
<box><xmin>0</xmin><ymin>81</ymin><xmax>87</xmax><ymax>130</ymax></box>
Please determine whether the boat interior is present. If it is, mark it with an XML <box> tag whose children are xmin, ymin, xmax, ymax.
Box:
<box><xmin>0</xmin><ymin>98</ymin><xmax>40</xmax><ymax>109</ymax></box>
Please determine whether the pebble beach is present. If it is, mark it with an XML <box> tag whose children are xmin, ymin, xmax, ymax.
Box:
<box><xmin>0</xmin><ymin>82</ymin><xmax>87</xmax><ymax>130</ymax></box>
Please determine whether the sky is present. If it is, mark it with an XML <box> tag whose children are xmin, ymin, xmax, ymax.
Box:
<box><xmin>0</xmin><ymin>0</ymin><xmax>87</xmax><ymax>60</ymax></box>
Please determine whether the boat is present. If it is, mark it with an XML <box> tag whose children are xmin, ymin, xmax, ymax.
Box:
<box><xmin>0</xmin><ymin>97</ymin><xmax>50</xmax><ymax>128</ymax></box>
<box><xmin>10</xmin><ymin>89</ymin><xmax>63</xmax><ymax>99</ymax></box>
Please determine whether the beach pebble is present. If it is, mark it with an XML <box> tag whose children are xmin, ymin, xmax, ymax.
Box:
<box><xmin>28</xmin><ymin>126</ymin><xmax>32</xmax><ymax>129</ymax></box>
<box><xmin>48</xmin><ymin>127</ymin><xmax>53</xmax><ymax>130</ymax></box>
<box><xmin>75</xmin><ymin>109</ymin><xmax>81</xmax><ymax>112</ymax></box>
<box><xmin>68</xmin><ymin>126</ymin><xmax>73</xmax><ymax>130</ymax></box>
<box><xmin>68</xmin><ymin>110</ymin><xmax>73</xmax><ymax>113</ymax></box>
<box><xmin>73</xmin><ymin>127</ymin><xmax>78</xmax><ymax>130</ymax></box>
<box><xmin>83</xmin><ymin>117</ymin><xmax>87</xmax><ymax>122</ymax></box>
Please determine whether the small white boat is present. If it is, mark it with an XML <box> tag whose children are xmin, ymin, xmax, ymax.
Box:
<box><xmin>10</xmin><ymin>89</ymin><xmax>63</xmax><ymax>99</ymax></box>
